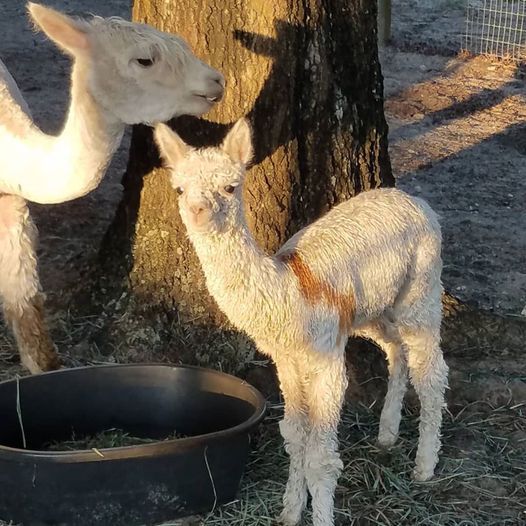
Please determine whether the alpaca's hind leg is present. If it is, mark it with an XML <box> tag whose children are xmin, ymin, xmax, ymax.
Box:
<box><xmin>401</xmin><ymin>325</ymin><xmax>448</xmax><ymax>481</ymax></box>
<box><xmin>371</xmin><ymin>324</ymin><xmax>408</xmax><ymax>447</ymax></box>
<box><xmin>274</xmin><ymin>356</ymin><xmax>308</xmax><ymax>526</ymax></box>
<box><xmin>379</xmin><ymin>341</ymin><xmax>407</xmax><ymax>447</ymax></box>
<box><xmin>0</xmin><ymin>196</ymin><xmax>59</xmax><ymax>373</ymax></box>
<box><xmin>304</xmin><ymin>351</ymin><xmax>347</xmax><ymax>526</ymax></box>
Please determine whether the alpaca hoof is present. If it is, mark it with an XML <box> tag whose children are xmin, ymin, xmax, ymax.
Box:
<box><xmin>377</xmin><ymin>430</ymin><xmax>398</xmax><ymax>448</ymax></box>
<box><xmin>412</xmin><ymin>467</ymin><xmax>434</xmax><ymax>482</ymax></box>
<box><xmin>277</xmin><ymin>509</ymin><xmax>302</xmax><ymax>526</ymax></box>
<box><xmin>25</xmin><ymin>355</ymin><xmax>61</xmax><ymax>375</ymax></box>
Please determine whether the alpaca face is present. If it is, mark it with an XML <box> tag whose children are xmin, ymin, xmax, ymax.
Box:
<box><xmin>86</xmin><ymin>21</ymin><xmax>225</xmax><ymax>124</ymax></box>
<box><xmin>28</xmin><ymin>3</ymin><xmax>224</xmax><ymax>125</ymax></box>
<box><xmin>172</xmin><ymin>152</ymin><xmax>244</xmax><ymax>234</ymax></box>
<box><xmin>154</xmin><ymin>119</ymin><xmax>253</xmax><ymax>234</ymax></box>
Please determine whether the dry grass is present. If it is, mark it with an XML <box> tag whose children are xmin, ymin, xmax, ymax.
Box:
<box><xmin>195</xmin><ymin>400</ymin><xmax>526</xmax><ymax>526</ymax></box>
<box><xmin>44</xmin><ymin>428</ymin><xmax>186</xmax><ymax>451</ymax></box>
<box><xmin>0</xmin><ymin>2</ymin><xmax>523</xmax><ymax>525</ymax></box>
<box><xmin>0</xmin><ymin>309</ymin><xmax>526</xmax><ymax>525</ymax></box>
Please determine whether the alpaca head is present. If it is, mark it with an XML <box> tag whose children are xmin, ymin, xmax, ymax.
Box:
<box><xmin>28</xmin><ymin>3</ymin><xmax>225</xmax><ymax>124</ymax></box>
<box><xmin>154</xmin><ymin>119</ymin><xmax>253</xmax><ymax>235</ymax></box>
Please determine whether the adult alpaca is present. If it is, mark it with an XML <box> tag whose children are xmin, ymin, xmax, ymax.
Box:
<box><xmin>154</xmin><ymin>119</ymin><xmax>448</xmax><ymax>526</ymax></box>
<box><xmin>0</xmin><ymin>3</ymin><xmax>224</xmax><ymax>373</ymax></box>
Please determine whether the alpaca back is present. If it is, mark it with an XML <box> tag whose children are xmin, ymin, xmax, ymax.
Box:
<box><xmin>277</xmin><ymin>188</ymin><xmax>441</xmax><ymax>321</ymax></box>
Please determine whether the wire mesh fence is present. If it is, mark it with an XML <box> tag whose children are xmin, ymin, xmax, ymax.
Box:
<box><xmin>463</xmin><ymin>0</ymin><xmax>526</xmax><ymax>60</ymax></box>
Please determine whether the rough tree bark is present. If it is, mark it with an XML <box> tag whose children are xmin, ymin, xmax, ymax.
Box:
<box><xmin>99</xmin><ymin>0</ymin><xmax>393</xmax><ymax>385</ymax></box>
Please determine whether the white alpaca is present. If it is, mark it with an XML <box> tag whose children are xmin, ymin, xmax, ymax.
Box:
<box><xmin>154</xmin><ymin>119</ymin><xmax>449</xmax><ymax>526</ymax></box>
<box><xmin>0</xmin><ymin>2</ymin><xmax>224</xmax><ymax>373</ymax></box>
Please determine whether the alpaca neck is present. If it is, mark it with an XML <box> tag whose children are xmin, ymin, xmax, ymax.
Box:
<box><xmin>0</xmin><ymin>62</ymin><xmax>124</xmax><ymax>204</ymax></box>
<box><xmin>189</xmin><ymin>212</ymin><xmax>290</xmax><ymax>340</ymax></box>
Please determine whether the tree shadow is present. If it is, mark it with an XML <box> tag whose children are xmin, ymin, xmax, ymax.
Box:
<box><xmin>97</xmin><ymin>21</ymin><xmax>297</xmax><ymax>277</ymax></box>
<box><xmin>110</xmin><ymin>31</ymin><xmax>524</xmax><ymax>275</ymax></box>
<box><xmin>100</xmin><ymin>13</ymin><xmax>389</xmax><ymax>278</ymax></box>
<box><xmin>93</xmin><ymin>12</ymin><xmax>393</xmax><ymax>392</ymax></box>
<box><xmin>389</xmin><ymin>79</ymin><xmax>523</xmax><ymax>145</ymax></box>
<box><xmin>381</xmin><ymin>50</ymin><xmax>526</xmax><ymax>312</ymax></box>
<box><xmin>99</xmin><ymin>21</ymin><xmax>301</xmax><ymax>269</ymax></box>
<box><xmin>399</xmin><ymin>118</ymin><xmax>526</xmax><ymax>314</ymax></box>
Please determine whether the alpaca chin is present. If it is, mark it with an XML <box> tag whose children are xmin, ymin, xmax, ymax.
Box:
<box><xmin>181</xmin><ymin>212</ymin><xmax>214</xmax><ymax>234</ymax></box>
<box><xmin>187</xmin><ymin>221</ymin><xmax>216</xmax><ymax>234</ymax></box>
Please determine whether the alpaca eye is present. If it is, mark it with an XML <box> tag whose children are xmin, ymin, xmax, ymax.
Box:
<box><xmin>224</xmin><ymin>184</ymin><xmax>237</xmax><ymax>194</ymax></box>
<box><xmin>175</xmin><ymin>186</ymin><xmax>184</xmax><ymax>195</ymax></box>
<box><xmin>136</xmin><ymin>58</ymin><xmax>155</xmax><ymax>67</ymax></box>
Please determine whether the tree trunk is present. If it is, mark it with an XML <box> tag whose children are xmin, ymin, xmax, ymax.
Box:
<box><xmin>99</xmin><ymin>0</ymin><xmax>393</xmax><ymax>383</ymax></box>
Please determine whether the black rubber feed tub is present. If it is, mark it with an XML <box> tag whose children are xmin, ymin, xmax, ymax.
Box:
<box><xmin>0</xmin><ymin>364</ymin><xmax>266</xmax><ymax>526</ymax></box>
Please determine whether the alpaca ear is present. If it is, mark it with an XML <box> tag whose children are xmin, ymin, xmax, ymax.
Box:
<box><xmin>154</xmin><ymin>123</ymin><xmax>191</xmax><ymax>166</ymax></box>
<box><xmin>222</xmin><ymin>118</ymin><xmax>253</xmax><ymax>166</ymax></box>
<box><xmin>28</xmin><ymin>3</ymin><xmax>90</xmax><ymax>55</ymax></box>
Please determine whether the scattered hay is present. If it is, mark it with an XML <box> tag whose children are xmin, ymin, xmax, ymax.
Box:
<box><xmin>202</xmin><ymin>400</ymin><xmax>526</xmax><ymax>526</ymax></box>
<box><xmin>44</xmin><ymin>428</ymin><xmax>187</xmax><ymax>451</ymax></box>
<box><xmin>1</xmin><ymin>303</ymin><xmax>525</xmax><ymax>526</ymax></box>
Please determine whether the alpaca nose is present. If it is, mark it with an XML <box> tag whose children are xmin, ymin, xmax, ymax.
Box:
<box><xmin>188</xmin><ymin>202</ymin><xmax>212</xmax><ymax>228</ymax></box>
<box><xmin>213</xmin><ymin>71</ymin><xmax>225</xmax><ymax>89</ymax></box>
<box><xmin>206</xmin><ymin>72</ymin><xmax>225</xmax><ymax>101</ymax></box>
<box><xmin>190</xmin><ymin>203</ymin><xmax>208</xmax><ymax>215</ymax></box>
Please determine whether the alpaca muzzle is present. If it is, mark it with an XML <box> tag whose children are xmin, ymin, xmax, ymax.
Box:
<box><xmin>200</xmin><ymin>75</ymin><xmax>224</xmax><ymax>103</ymax></box>
<box><xmin>188</xmin><ymin>203</ymin><xmax>213</xmax><ymax>229</ymax></box>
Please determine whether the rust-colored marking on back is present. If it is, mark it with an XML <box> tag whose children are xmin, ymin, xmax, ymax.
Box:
<box><xmin>279</xmin><ymin>250</ymin><xmax>356</xmax><ymax>345</ymax></box>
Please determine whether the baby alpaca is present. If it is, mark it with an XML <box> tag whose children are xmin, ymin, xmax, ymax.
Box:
<box><xmin>0</xmin><ymin>3</ymin><xmax>224</xmax><ymax>372</ymax></box>
<box><xmin>154</xmin><ymin>119</ymin><xmax>448</xmax><ymax>526</ymax></box>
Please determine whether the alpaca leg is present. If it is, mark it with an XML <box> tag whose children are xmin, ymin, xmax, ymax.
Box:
<box><xmin>401</xmin><ymin>325</ymin><xmax>448</xmax><ymax>481</ymax></box>
<box><xmin>275</xmin><ymin>356</ymin><xmax>308</xmax><ymax>526</ymax></box>
<box><xmin>376</xmin><ymin>331</ymin><xmax>408</xmax><ymax>447</ymax></box>
<box><xmin>304</xmin><ymin>352</ymin><xmax>347</xmax><ymax>526</ymax></box>
<box><xmin>0</xmin><ymin>195</ymin><xmax>59</xmax><ymax>373</ymax></box>
<box><xmin>356</xmin><ymin>323</ymin><xmax>408</xmax><ymax>447</ymax></box>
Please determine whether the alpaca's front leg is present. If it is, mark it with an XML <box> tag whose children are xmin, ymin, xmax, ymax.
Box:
<box><xmin>274</xmin><ymin>355</ymin><xmax>309</xmax><ymax>526</ymax></box>
<box><xmin>304</xmin><ymin>350</ymin><xmax>348</xmax><ymax>526</ymax></box>
<box><xmin>0</xmin><ymin>196</ymin><xmax>60</xmax><ymax>373</ymax></box>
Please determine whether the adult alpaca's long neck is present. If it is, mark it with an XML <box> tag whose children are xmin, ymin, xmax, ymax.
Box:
<box><xmin>0</xmin><ymin>63</ymin><xmax>124</xmax><ymax>204</ymax></box>
<box><xmin>189</xmin><ymin>214</ymin><xmax>291</xmax><ymax>340</ymax></box>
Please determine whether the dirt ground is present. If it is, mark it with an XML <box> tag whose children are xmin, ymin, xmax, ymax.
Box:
<box><xmin>384</xmin><ymin>1</ymin><xmax>526</xmax><ymax>316</ymax></box>
<box><xmin>1</xmin><ymin>0</ymin><xmax>524</xmax><ymax>316</ymax></box>
<box><xmin>0</xmin><ymin>0</ymin><xmax>525</xmax><ymax>525</ymax></box>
